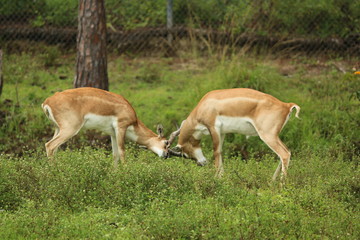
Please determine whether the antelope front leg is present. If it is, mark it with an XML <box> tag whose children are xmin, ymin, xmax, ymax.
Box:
<box><xmin>110</xmin><ymin>135</ymin><xmax>120</xmax><ymax>168</ymax></box>
<box><xmin>112</xmin><ymin>126</ymin><xmax>127</xmax><ymax>167</ymax></box>
<box><xmin>214</xmin><ymin>153</ymin><xmax>224</xmax><ymax>178</ymax></box>
<box><xmin>209</xmin><ymin>127</ymin><xmax>224</xmax><ymax>177</ymax></box>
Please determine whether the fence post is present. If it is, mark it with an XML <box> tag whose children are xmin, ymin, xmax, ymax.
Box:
<box><xmin>167</xmin><ymin>0</ymin><xmax>173</xmax><ymax>46</ymax></box>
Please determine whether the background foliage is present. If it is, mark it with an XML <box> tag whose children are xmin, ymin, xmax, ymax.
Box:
<box><xmin>0</xmin><ymin>0</ymin><xmax>359</xmax><ymax>41</ymax></box>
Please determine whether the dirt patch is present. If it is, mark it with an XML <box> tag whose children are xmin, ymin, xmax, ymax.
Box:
<box><xmin>274</xmin><ymin>57</ymin><xmax>359</xmax><ymax>77</ymax></box>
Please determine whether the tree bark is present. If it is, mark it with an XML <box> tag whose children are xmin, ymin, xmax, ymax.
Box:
<box><xmin>74</xmin><ymin>0</ymin><xmax>108</xmax><ymax>90</ymax></box>
<box><xmin>0</xmin><ymin>49</ymin><xmax>3</xmax><ymax>97</ymax></box>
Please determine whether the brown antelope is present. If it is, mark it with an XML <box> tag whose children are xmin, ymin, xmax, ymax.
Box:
<box><xmin>167</xmin><ymin>88</ymin><xmax>300</xmax><ymax>180</ymax></box>
<box><xmin>42</xmin><ymin>87</ymin><xmax>169</xmax><ymax>166</ymax></box>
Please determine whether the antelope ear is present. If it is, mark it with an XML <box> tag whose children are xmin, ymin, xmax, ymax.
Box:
<box><xmin>157</xmin><ymin>124</ymin><xmax>164</xmax><ymax>138</ymax></box>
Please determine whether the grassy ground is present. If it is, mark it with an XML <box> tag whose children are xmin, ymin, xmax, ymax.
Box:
<box><xmin>0</xmin><ymin>46</ymin><xmax>359</xmax><ymax>239</ymax></box>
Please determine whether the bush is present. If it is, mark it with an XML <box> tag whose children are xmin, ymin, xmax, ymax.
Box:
<box><xmin>1</xmin><ymin>0</ymin><xmax>359</xmax><ymax>38</ymax></box>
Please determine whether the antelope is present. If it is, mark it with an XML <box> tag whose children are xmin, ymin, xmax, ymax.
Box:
<box><xmin>167</xmin><ymin>88</ymin><xmax>300</xmax><ymax>180</ymax></box>
<box><xmin>42</xmin><ymin>87</ymin><xmax>169</xmax><ymax>166</ymax></box>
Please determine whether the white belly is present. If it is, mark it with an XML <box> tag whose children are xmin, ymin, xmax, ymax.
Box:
<box><xmin>83</xmin><ymin>114</ymin><xmax>117</xmax><ymax>135</ymax></box>
<box><xmin>216</xmin><ymin>116</ymin><xmax>258</xmax><ymax>136</ymax></box>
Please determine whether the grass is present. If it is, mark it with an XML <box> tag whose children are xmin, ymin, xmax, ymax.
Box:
<box><xmin>0</xmin><ymin>46</ymin><xmax>359</xmax><ymax>239</ymax></box>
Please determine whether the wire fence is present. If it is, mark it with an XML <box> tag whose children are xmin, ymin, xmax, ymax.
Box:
<box><xmin>0</xmin><ymin>0</ymin><xmax>359</xmax><ymax>56</ymax></box>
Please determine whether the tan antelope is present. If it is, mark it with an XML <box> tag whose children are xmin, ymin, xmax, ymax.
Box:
<box><xmin>167</xmin><ymin>88</ymin><xmax>300</xmax><ymax>180</ymax></box>
<box><xmin>42</xmin><ymin>87</ymin><xmax>169</xmax><ymax>166</ymax></box>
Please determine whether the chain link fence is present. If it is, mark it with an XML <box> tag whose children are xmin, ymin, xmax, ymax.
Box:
<box><xmin>1</xmin><ymin>0</ymin><xmax>359</xmax><ymax>56</ymax></box>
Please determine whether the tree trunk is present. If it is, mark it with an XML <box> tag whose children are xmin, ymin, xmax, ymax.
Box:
<box><xmin>0</xmin><ymin>49</ymin><xmax>3</xmax><ymax>97</ymax></box>
<box><xmin>74</xmin><ymin>0</ymin><xmax>108</xmax><ymax>90</ymax></box>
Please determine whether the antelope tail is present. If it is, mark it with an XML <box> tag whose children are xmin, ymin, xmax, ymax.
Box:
<box><xmin>290</xmin><ymin>103</ymin><xmax>301</xmax><ymax>119</ymax></box>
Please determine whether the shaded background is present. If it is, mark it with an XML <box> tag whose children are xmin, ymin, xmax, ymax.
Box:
<box><xmin>1</xmin><ymin>0</ymin><xmax>359</xmax><ymax>56</ymax></box>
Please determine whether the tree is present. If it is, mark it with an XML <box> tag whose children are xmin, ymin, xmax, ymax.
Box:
<box><xmin>74</xmin><ymin>0</ymin><xmax>108</xmax><ymax>90</ymax></box>
<box><xmin>0</xmin><ymin>50</ymin><xmax>3</xmax><ymax>97</ymax></box>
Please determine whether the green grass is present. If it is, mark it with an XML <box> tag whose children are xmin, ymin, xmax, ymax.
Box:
<box><xmin>0</xmin><ymin>47</ymin><xmax>359</xmax><ymax>239</ymax></box>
